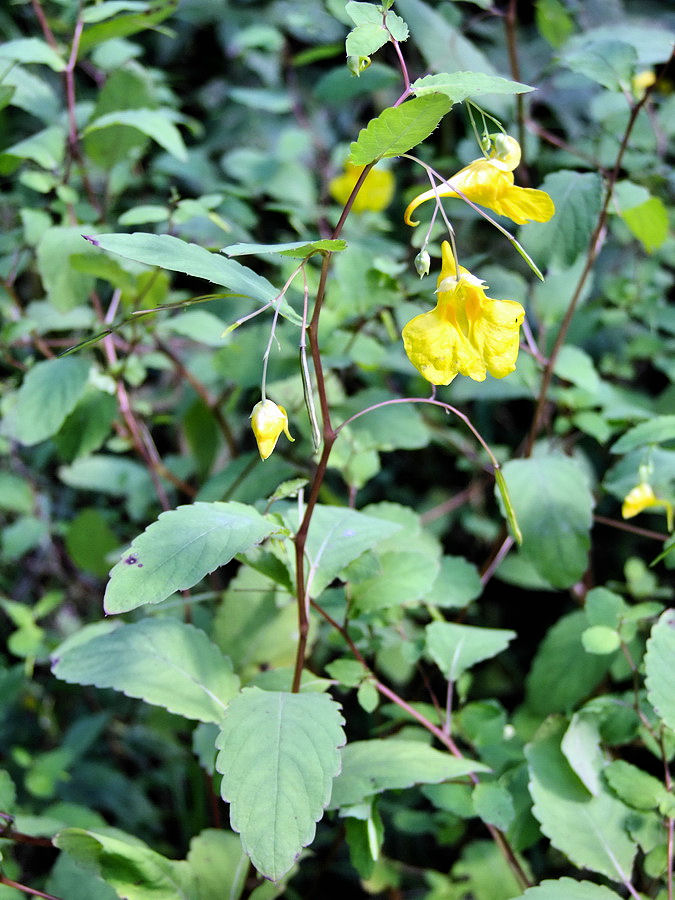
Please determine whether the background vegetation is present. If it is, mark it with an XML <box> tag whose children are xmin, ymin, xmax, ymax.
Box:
<box><xmin>0</xmin><ymin>0</ymin><xmax>673</xmax><ymax>898</ymax></box>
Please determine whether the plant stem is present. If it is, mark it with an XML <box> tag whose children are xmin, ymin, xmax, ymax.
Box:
<box><xmin>290</xmin><ymin>164</ymin><xmax>375</xmax><ymax>692</ymax></box>
<box><xmin>523</xmin><ymin>88</ymin><xmax>653</xmax><ymax>456</ymax></box>
<box><xmin>503</xmin><ymin>0</ymin><xmax>527</xmax><ymax>178</ymax></box>
<box><xmin>0</xmin><ymin>875</ymin><xmax>62</xmax><ymax>900</ymax></box>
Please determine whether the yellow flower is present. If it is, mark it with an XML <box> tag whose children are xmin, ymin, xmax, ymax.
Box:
<box><xmin>622</xmin><ymin>482</ymin><xmax>673</xmax><ymax>529</ymax></box>
<box><xmin>250</xmin><ymin>399</ymin><xmax>294</xmax><ymax>460</ymax></box>
<box><xmin>402</xmin><ymin>241</ymin><xmax>525</xmax><ymax>385</ymax></box>
<box><xmin>404</xmin><ymin>135</ymin><xmax>555</xmax><ymax>227</ymax></box>
<box><xmin>632</xmin><ymin>70</ymin><xmax>656</xmax><ymax>95</ymax></box>
<box><xmin>329</xmin><ymin>162</ymin><xmax>394</xmax><ymax>213</ymax></box>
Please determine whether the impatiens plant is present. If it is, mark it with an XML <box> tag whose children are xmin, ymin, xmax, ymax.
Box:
<box><xmin>1</xmin><ymin>1</ymin><xmax>674</xmax><ymax>898</ymax></box>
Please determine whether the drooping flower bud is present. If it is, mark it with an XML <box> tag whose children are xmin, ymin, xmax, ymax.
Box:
<box><xmin>250</xmin><ymin>400</ymin><xmax>294</xmax><ymax>460</ymax></box>
<box><xmin>414</xmin><ymin>249</ymin><xmax>431</xmax><ymax>278</ymax></box>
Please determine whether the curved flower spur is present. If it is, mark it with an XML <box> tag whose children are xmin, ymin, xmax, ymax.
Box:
<box><xmin>404</xmin><ymin>134</ymin><xmax>555</xmax><ymax>227</ymax></box>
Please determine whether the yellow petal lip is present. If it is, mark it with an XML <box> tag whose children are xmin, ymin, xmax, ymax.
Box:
<box><xmin>622</xmin><ymin>482</ymin><xmax>673</xmax><ymax>527</ymax></box>
<box><xmin>402</xmin><ymin>241</ymin><xmax>525</xmax><ymax>386</ymax></box>
<box><xmin>329</xmin><ymin>162</ymin><xmax>395</xmax><ymax>213</ymax></box>
<box><xmin>404</xmin><ymin>136</ymin><xmax>555</xmax><ymax>227</ymax></box>
<box><xmin>250</xmin><ymin>399</ymin><xmax>294</xmax><ymax>461</ymax></box>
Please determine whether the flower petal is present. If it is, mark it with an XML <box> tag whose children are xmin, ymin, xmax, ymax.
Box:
<box><xmin>404</xmin><ymin>155</ymin><xmax>555</xmax><ymax>226</ymax></box>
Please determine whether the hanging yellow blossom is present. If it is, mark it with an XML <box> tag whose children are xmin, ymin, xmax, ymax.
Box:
<box><xmin>329</xmin><ymin>162</ymin><xmax>395</xmax><ymax>213</ymax></box>
<box><xmin>622</xmin><ymin>482</ymin><xmax>673</xmax><ymax>530</ymax></box>
<box><xmin>402</xmin><ymin>241</ymin><xmax>525</xmax><ymax>385</ymax></box>
<box><xmin>404</xmin><ymin>135</ymin><xmax>555</xmax><ymax>227</ymax></box>
<box><xmin>250</xmin><ymin>399</ymin><xmax>294</xmax><ymax>460</ymax></box>
<box><xmin>632</xmin><ymin>70</ymin><xmax>656</xmax><ymax>95</ymax></box>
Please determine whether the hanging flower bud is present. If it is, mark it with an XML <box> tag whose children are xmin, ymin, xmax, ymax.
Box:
<box><xmin>347</xmin><ymin>55</ymin><xmax>371</xmax><ymax>77</ymax></box>
<box><xmin>250</xmin><ymin>400</ymin><xmax>294</xmax><ymax>460</ymax></box>
<box><xmin>414</xmin><ymin>249</ymin><xmax>431</xmax><ymax>278</ymax></box>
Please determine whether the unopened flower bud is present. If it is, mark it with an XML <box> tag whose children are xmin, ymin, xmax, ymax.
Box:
<box><xmin>347</xmin><ymin>55</ymin><xmax>371</xmax><ymax>77</ymax></box>
<box><xmin>414</xmin><ymin>249</ymin><xmax>431</xmax><ymax>278</ymax></box>
<box><xmin>250</xmin><ymin>399</ymin><xmax>294</xmax><ymax>460</ymax></box>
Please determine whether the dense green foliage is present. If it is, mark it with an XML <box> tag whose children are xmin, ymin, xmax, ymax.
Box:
<box><xmin>1</xmin><ymin>1</ymin><xmax>674</xmax><ymax>898</ymax></box>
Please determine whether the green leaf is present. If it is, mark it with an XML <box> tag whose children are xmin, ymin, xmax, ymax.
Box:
<box><xmin>535</xmin><ymin>0</ymin><xmax>574</xmax><ymax>49</ymax></box>
<box><xmin>37</xmin><ymin>226</ymin><xmax>98</xmax><ymax>310</ymax></box>
<box><xmin>348</xmin><ymin>94</ymin><xmax>452</xmax><ymax>165</ymax></box>
<box><xmin>58</xmin><ymin>455</ymin><xmax>154</xmax><ymax>521</ymax></box>
<box><xmin>185</xmin><ymin>829</ymin><xmax>248</xmax><ymax>900</ymax></box>
<box><xmin>562</xmin><ymin>40</ymin><xmax>637</xmax><ymax>92</ymax></box>
<box><xmin>604</xmin><ymin>760</ymin><xmax>670</xmax><ymax>811</ymax></box>
<box><xmin>645</xmin><ymin>608</ymin><xmax>675</xmax><ymax>732</ymax></box>
<box><xmin>620</xmin><ymin>196</ymin><xmax>669</xmax><ymax>253</ymax></box>
<box><xmin>564</xmin><ymin>22</ymin><xmax>675</xmax><ymax>66</ymax></box>
<box><xmin>84</xmin><ymin>109</ymin><xmax>188</xmax><ymax>162</ymax></box>
<box><xmin>351</xmin><ymin>551</ymin><xmax>440</xmax><ymax>612</ymax></box>
<box><xmin>223</xmin><ymin>239</ymin><xmax>347</xmax><ymax>258</ymax></box>
<box><xmin>519</xmin><ymin>171</ymin><xmax>603</xmax><ymax>268</ymax></box>
<box><xmin>2</xmin><ymin>357</ymin><xmax>90</xmax><ymax>447</ymax></box>
<box><xmin>581</xmin><ymin>626</ymin><xmax>621</xmax><ymax>655</ymax></box>
<box><xmin>514</xmin><ymin>878</ymin><xmax>623</xmax><ymax>899</ymax></box>
<box><xmin>52</xmin><ymin>618</ymin><xmax>239</xmax><ymax>725</ymax></box>
<box><xmin>78</xmin><ymin>0</ymin><xmax>178</xmax><ymax>54</ymax></box>
<box><xmin>2</xmin><ymin>124</ymin><xmax>66</xmax><ymax>168</ymax></box>
<box><xmin>212</xmin><ymin>566</ymin><xmax>300</xmax><ymax>677</ymax></box>
<box><xmin>426</xmin><ymin>555</ymin><xmax>483</xmax><ymax>609</ymax></box>
<box><xmin>329</xmin><ymin>739</ymin><xmax>489</xmax><ymax>809</ymax></box>
<box><xmin>526</xmin><ymin>611</ymin><xmax>613</xmax><ymax>714</ymax></box>
<box><xmin>611</xmin><ymin>415</ymin><xmax>675</xmax><ymax>453</ymax></box>
<box><xmin>54</xmin><ymin>827</ymin><xmax>194</xmax><ymax>900</ymax></box>
<box><xmin>215</xmin><ymin>688</ymin><xmax>345</xmax><ymax>881</ymax></box>
<box><xmin>65</xmin><ymin>509</ymin><xmax>119</xmax><ymax>578</ymax></box>
<box><xmin>395</xmin><ymin>0</ymin><xmax>499</xmax><ymax>80</ymax></box>
<box><xmin>472</xmin><ymin>781</ymin><xmax>515</xmax><ymax>831</ymax></box>
<box><xmin>104</xmin><ymin>502</ymin><xmax>278</xmax><ymax>614</ymax></box>
<box><xmin>279</xmin><ymin>504</ymin><xmax>402</xmax><ymax>598</ymax></box>
<box><xmin>411</xmin><ymin>71</ymin><xmax>533</xmax><ymax>103</ymax></box>
<box><xmin>425</xmin><ymin>622</ymin><xmax>516</xmax><ymax>681</ymax></box>
<box><xmin>81</xmin><ymin>1</ymin><xmax>150</xmax><ymax>24</ymax></box>
<box><xmin>0</xmin><ymin>38</ymin><xmax>66</xmax><ymax>72</ymax></box>
<box><xmin>346</xmin><ymin>23</ymin><xmax>389</xmax><ymax>57</ymax></box>
<box><xmin>0</xmin><ymin>472</ymin><xmax>34</xmax><ymax>514</ymax></box>
<box><xmin>89</xmin><ymin>233</ymin><xmax>300</xmax><ymax>320</ymax></box>
<box><xmin>498</xmin><ymin>455</ymin><xmax>594</xmax><ymax>588</ymax></box>
<box><xmin>526</xmin><ymin>718</ymin><xmax>637</xmax><ymax>881</ymax></box>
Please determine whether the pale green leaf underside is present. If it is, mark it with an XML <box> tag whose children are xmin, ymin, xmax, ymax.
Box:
<box><xmin>89</xmin><ymin>233</ymin><xmax>297</xmax><ymax>317</ymax></box>
<box><xmin>216</xmin><ymin>689</ymin><xmax>345</xmax><ymax>881</ymax></box>
<box><xmin>84</xmin><ymin>109</ymin><xmax>188</xmax><ymax>161</ymax></box>
<box><xmin>526</xmin><ymin>719</ymin><xmax>637</xmax><ymax>882</ymax></box>
<box><xmin>611</xmin><ymin>415</ymin><xmax>675</xmax><ymax>454</ymax></box>
<box><xmin>514</xmin><ymin>878</ymin><xmax>622</xmax><ymax>899</ymax></box>
<box><xmin>223</xmin><ymin>239</ymin><xmax>347</xmax><ymax>258</ymax></box>
<box><xmin>346</xmin><ymin>23</ymin><xmax>389</xmax><ymax>58</ymax></box>
<box><xmin>329</xmin><ymin>739</ymin><xmax>489</xmax><ymax>809</ymax></box>
<box><xmin>54</xmin><ymin>827</ymin><xmax>194</xmax><ymax>900</ymax></box>
<box><xmin>280</xmin><ymin>503</ymin><xmax>402</xmax><ymax>598</ymax></box>
<box><xmin>52</xmin><ymin>618</ymin><xmax>239</xmax><ymax>725</ymax></box>
<box><xmin>3</xmin><ymin>357</ymin><xmax>90</xmax><ymax>447</ymax></box>
<box><xmin>425</xmin><ymin>622</ymin><xmax>516</xmax><ymax>681</ymax></box>
<box><xmin>104</xmin><ymin>501</ymin><xmax>277</xmax><ymax>613</ymax></box>
<box><xmin>348</xmin><ymin>94</ymin><xmax>452</xmax><ymax>165</ymax></box>
<box><xmin>0</xmin><ymin>37</ymin><xmax>66</xmax><ymax>71</ymax></box>
<box><xmin>412</xmin><ymin>71</ymin><xmax>533</xmax><ymax>103</ymax></box>
<box><xmin>644</xmin><ymin>608</ymin><xmax>675</xmax><ymax>732</ymax></box>
<box><xmin>499</xmin><ymin>455</ymin><xmax>594</xmax><ymax>588</ymax></box>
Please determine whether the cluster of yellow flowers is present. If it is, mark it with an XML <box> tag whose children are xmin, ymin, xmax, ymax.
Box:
<box><xmin>401</xmin><ymin>134</ymin><xmax>553</xmax><ymax>387</ymax></box>
<box><xmin>250</xmin><ymin>134</ymin><xmax>557</xmax><ymax>459</ymax></box>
